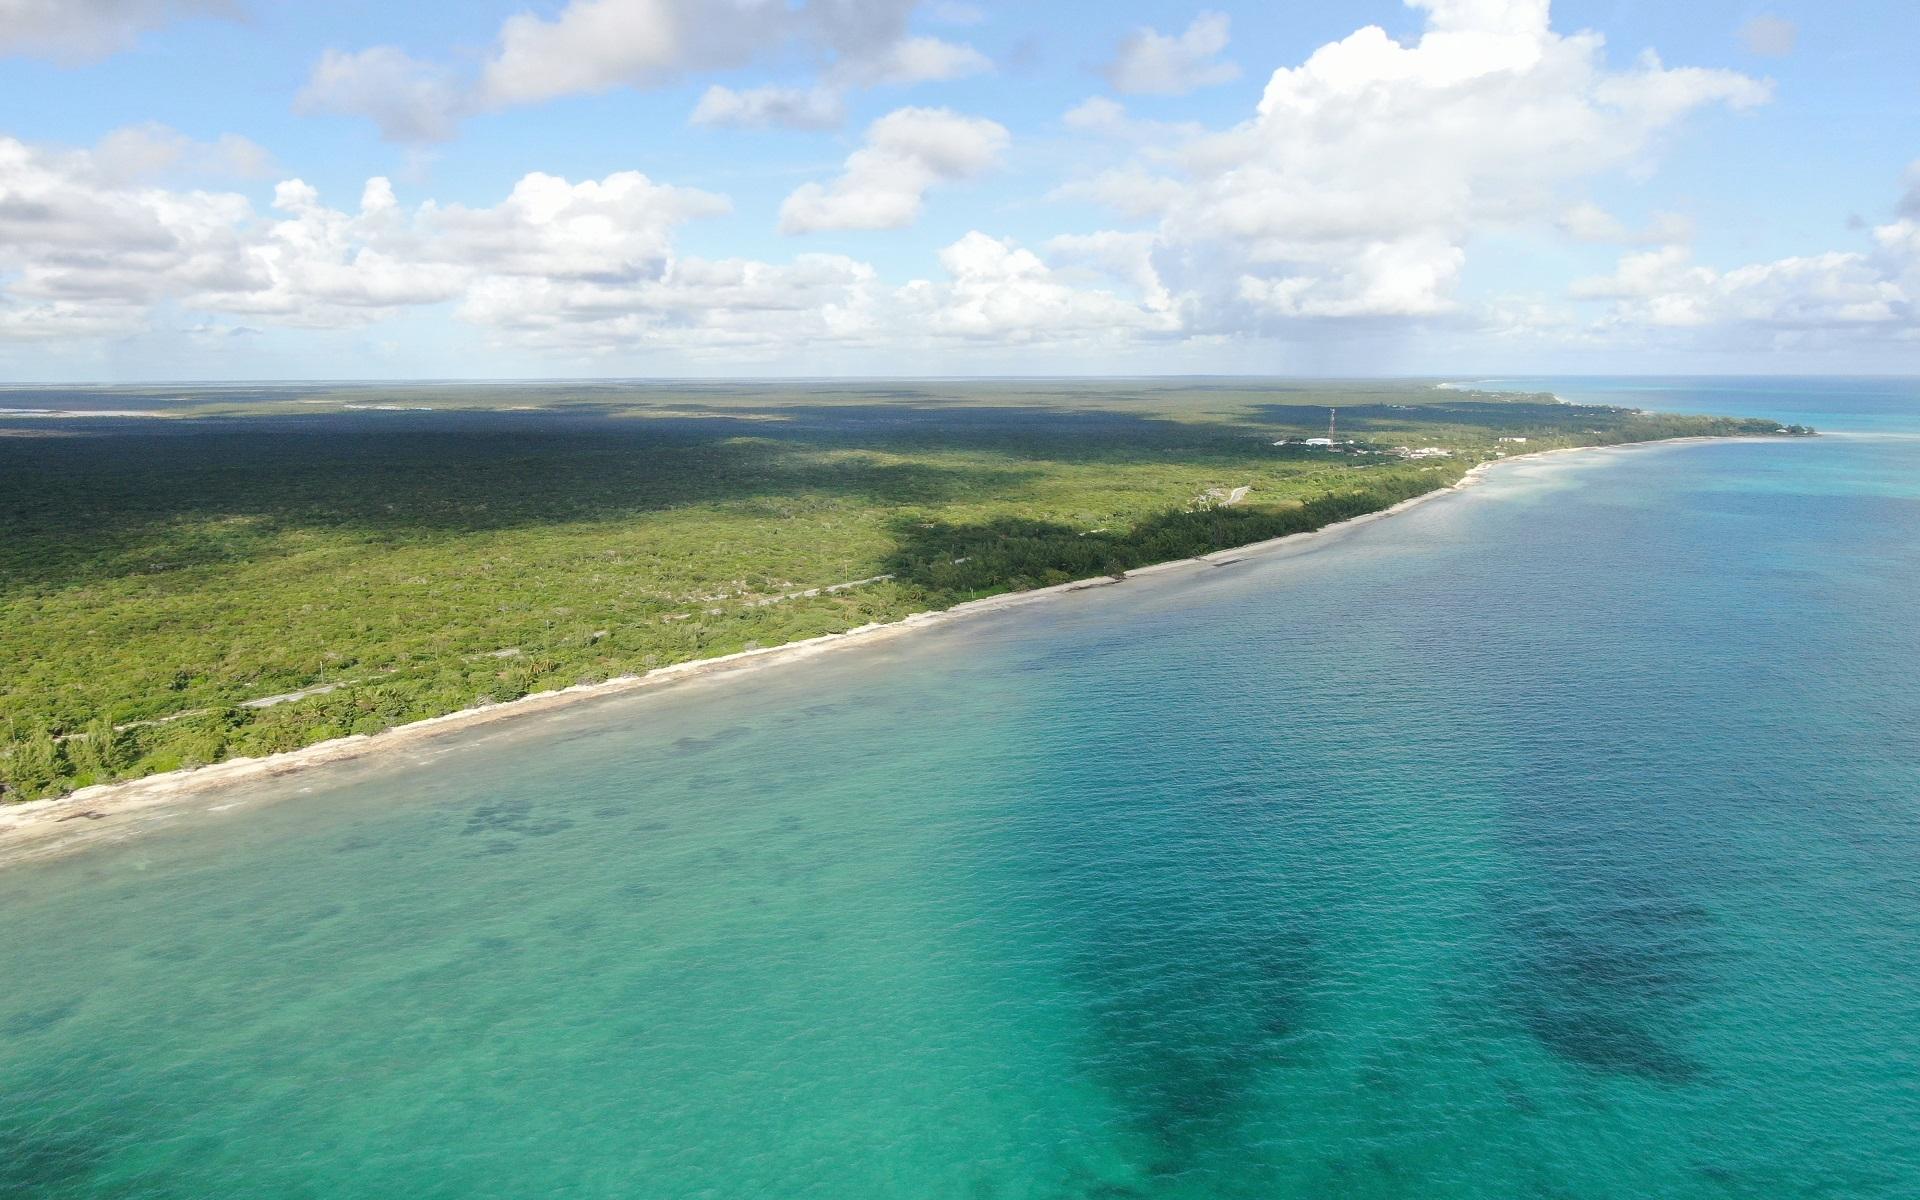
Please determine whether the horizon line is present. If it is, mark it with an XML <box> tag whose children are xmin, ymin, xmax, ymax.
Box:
<box><xmin>4</xmin><ymin>372</ymin><xmax>1920</xmax><ymax>389</ymax></box>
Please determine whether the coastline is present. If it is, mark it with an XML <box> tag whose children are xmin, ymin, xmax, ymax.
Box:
<box><xmin>0</xmin><ymin>435</ymin><xmax>1774</xmax><ymax>867</ymax></box>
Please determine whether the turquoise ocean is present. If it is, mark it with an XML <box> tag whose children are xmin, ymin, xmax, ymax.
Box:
<box><xmin>3</xmin><ymin>379</ymin><xmax>1917</xmax><ymax>1198</ymax></box>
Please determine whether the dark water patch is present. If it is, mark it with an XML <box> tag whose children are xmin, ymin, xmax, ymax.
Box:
<box><xmin>246</xmin><ymin>914</ymin><xmax>318</xmax><ymax>946</ymax></box>
<box><xmin>1003</xmin><ymin>735</ymin><xmax>1326</xmax><ymax>1171</ymax></box>
<box><xmin>1500</xmin><ymin>890</ymin><xmax>1711</xmax><ymax>1083</ymax></box>
<box><xmin>2</xmin><ymin>998</ymin><xmax>83</xmax><ymax>1038</ymax></box>
<box><xmin>544</xmin><ymin>910</ymin><xmax>600</xmax><ymax>937</ymax></box>
<box><xmin>461</xmin><ymin>798</ymin><xmax>575</xmax><ymax>838</ymax></box>
<box><xmin>139</xmin><ymin>941</ymin><xmax>205</xmax><ymax>964</ymax></box>
<box><xmin>669</xmin><ymin>725</ymin><xmax>753</xmax><ymax>754</ymax></box>
<box><xmin>0</xmin><ymin>1119</ymin><xmax>109</xmax><ymax>1198</ymax></box>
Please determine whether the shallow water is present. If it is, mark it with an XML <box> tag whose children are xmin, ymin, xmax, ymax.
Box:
<box><xmin>3</xmin><ymin>380</ymin><xmax>1918</xmax><ymax>1198</ymax></box>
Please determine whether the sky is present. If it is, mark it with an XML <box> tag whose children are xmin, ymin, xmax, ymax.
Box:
<box><xmin>1</xmin><ymin>0</ymin><xmax>1916</xmax><ymax>381</ymax></box>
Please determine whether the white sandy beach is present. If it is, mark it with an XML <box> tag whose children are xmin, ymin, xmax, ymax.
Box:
<box><xmin>0</xmin><ymin>435</ymin><xmax>1777</xmax><ymax>867</ymax></box>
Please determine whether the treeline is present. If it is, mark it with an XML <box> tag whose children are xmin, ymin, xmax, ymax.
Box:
<box><xmin>891</xmin><ymin>467</ymin><xmax>1451</xmax><ymax>598</ymax></box>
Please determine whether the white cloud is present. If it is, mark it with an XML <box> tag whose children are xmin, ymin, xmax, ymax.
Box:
<box><xmin>688</xmin><ymin>33</ymin><xmax>989</xmax><ymax>133</ymax></box>
<box><xmin>1102</xmin><ymin>12</ymin><xmax>1239</xmax><ymax>96</ymax></box>
<box><xmin>0</xmin><ymin>136</ymin><xmax>740</xmax><ymax>338</ymax></box>
<box><xmin>302</xmin><ymin>1</ymin><xmax>989</xmax><ymax>141</ymax></box>
<box><xmin>690</xmin><ymin>85</ymin><xmax>844</xmax><ymax>130</ymax></box>
<box><xmin>839</xmin><ymin>35</ymin><xmax>991</xmax><ymax>85</ymax></box>
<box><xmin>85</xmin><ymin>123</ymin><xmax>277</xmax><ymax>182</ymax></box>
<box><xmin>0</xmin><ymin>135</ymin><xmax>256</xmax><ymax>338</ymax></box>
<box><xmin>1738</xmin><ymin>16</ymin><xmax>1797</xmax><ymax>58</ymax></box>
<box><xmin>690</xmin><ymin>32</ymin><xmax>989</xmax><ymax>135</ymax></box>
<box><xmin>899</xmin><ymin>231</ymin><xmax>1178</xmax><ymax>341</ymax></box>
<box><xmin>1042</xmin><ymin>229</ymin><xmax>1172</xmax><ymax>308</ymax></box>
<box><xmin>458</xmin><ymin>254</ymin><xmax>889</xmax><ymax>355</ymax></box>
<box><xmin>1063</xmin><ymin>0</ymin><xmax>1769</xmax><ymax>327</ymax></box>
<box><xmin>0</xmin><ymin>0</ymin><xmax>230</xmax><ymax>62</ymax></box>
<box><xmin>1047</xmin><ymin>166</ymin><xmax>1188</xmax><ymax>221</ymax></box>
<box><xmin>427</xmin><ymin>171</ymin><xmax>731</xmax><ymax>282</ymax></box>
<box><xmin>1060</xmin><ymin>96</ymin><xmax>1203</xmax><ymax>143</ymax></box>
<box><xmin>297</xmin><ymin>47</ymin><xmax>472</xmax><ymax>144</ymax></box>
<box><xmin>1554</xmin><ymin>161</ymin><xmax>1920</xmax><ymax>351</ymax></box>
<box><xmin>480</xmin><ymin>0</ymin><xmax>716</xmax><ymax>106</ymax></box>
<box><xmin>1557</xmin><ymin>202</ymin><xmax>1692</xmax><ymax>245</ymax></box>
<box><xmin>779</xmin><ymin>106</ymin><xmax>1008</xmax><ymax>233</ymax></box>
<box><xmin>0</xmin><ymin>128</ymin><xmax>1182</xmax><ymax>360</ymax></box>
<box><xmin>1574</xmin><ymin>243</ymin><xmax>1908</xmax><ymax>330</ymax></box>
<box><xmin>0</xmin><ymin>129</ymin><xmax>1167</xmax><ymax>358</ymax></box>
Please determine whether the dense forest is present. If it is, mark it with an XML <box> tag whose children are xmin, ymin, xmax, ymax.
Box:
<box><xmin>0</xmin><ymin>381</ymin><xmax>1795</xmax><ymax>799</ymax></box>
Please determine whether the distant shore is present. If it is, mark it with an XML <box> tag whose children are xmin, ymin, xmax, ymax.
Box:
<box><xmin>0</xmin><ymin>434</ymin><xmax>1786</xmax><ymax>867</ymax></box>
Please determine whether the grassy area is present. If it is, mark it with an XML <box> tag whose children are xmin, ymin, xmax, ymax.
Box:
<box><xmin>0</xmin><ymin>380</ymin><xmax>1795</xmax><ymax>800</ymax></box>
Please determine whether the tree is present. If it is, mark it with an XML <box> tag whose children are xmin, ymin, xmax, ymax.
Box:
<box><xmin>1</xmin><ymin>728</ymin><xmax>69</xmax><ymax>799</ymax></box>
<box><xmin>65</xmin><ymin>717</ymin><xmax>127</xmax><ymax>784</ymax></box>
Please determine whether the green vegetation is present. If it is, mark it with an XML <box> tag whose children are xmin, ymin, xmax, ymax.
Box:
<box><xmin>0</xmin><ymin>380</ymin><xmax>1794</xmax><ymax>800</ymax></box>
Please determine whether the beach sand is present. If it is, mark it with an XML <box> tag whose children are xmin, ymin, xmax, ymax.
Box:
<box><xmin>0</xmin><ymin>436</ymin><xmax>1776</xmax><ymax>867</ymax></box>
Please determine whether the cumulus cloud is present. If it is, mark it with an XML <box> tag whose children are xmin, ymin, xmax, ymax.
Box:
<box><xmin>779</xmin><ymin>107</ymin><xmax>1008</xmax><ymax>233</ymax></box>
<box><xmin>0</xmin><ymin>136</ymin><xmax>737</xmax><ymax>339</ymax></box>
<box><xmin>297</xmin><ymin>47</ymin><xmax>472</xmax><ymax>144</ymax></box>
<box><xmin>1551</xmin><ymin>135</ymin><xmax>1920</xmax><ymax>353</ymax></box>
<box><xmin>899</xmin><ymin>231</ymin><xmax>1178</xmax><ymax>341</ymax></box>
<box><xmin>838</xmin><ymin>34</ymin><xmax>991</xmax><ymax>85</ymax></box>
<box><xmin>457</xmin><ymin>254</ymin><xmax>890</xmax><ymax>354</ymax></box>
<box><xmin>0</xmin><ymin>0</ymin><xmax>231</xmax><ymax>62</ymax></box>
<box><xmin>1063</xmin><ymin>0</ymin><xmax>1769</xmax><ymax>327</ymax></box>
<box><xmin>301</xmin><ymin>0</ymin><xmax>990</xmax><ymax>141</ymax></box>
<box><xmin>1738</xmin><ymin>16</ymin><xmax>1797</xmax><ymax>57</ymax></box>
<box><xmin>480</xmin><ymin>0</ymin><xmax>745</xmax><ymax>106</ymax></box>
<box><xmin>690</xmin><ymin>33</ymin><xmax>988</xmax><ymax>131</ymax></box>
<box><xmin>1566</xmin><ymin>173</ymin><xmax>1920</xmax><ymax>348</ymax></box>
<box><xmin>0</xmin><ymin>135</ymin><xmax>255</xmax><ymax>338</ymax></box>
<box><xmin>1102</xmin><ymin>12</ymin><xmax>1240</xmax><ymax>96</ymax></box>
<box><xmin>1574</xmin><ymin>243</ymin><xmax>1909</xmax><ymax>331</ymax></box>
<box><xmin>0</xmin><ymin>129</ymin><xmax>1175</xmax><ymax>358</ymax></box>
<box><xmin>690</xmin><ymin>85</ymin><xmax>845</xmax><ymax>130</ymax></box>
<box><xmin>76</xmin><ymin>122</ymin><xmax>277</xmax><ymax>183</ymax></box>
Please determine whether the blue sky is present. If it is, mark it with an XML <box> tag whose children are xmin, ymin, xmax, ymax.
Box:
<box><xmin>1</xmin><ymin>0</ymin><xmax>1916</xmax><ymax>380</ymax></box>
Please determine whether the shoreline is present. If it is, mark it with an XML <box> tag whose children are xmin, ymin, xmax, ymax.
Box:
<box><xmin>0</xmin><ymin>434</ymin><xmax>1777</xmax><ymax>867</ymax></box>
